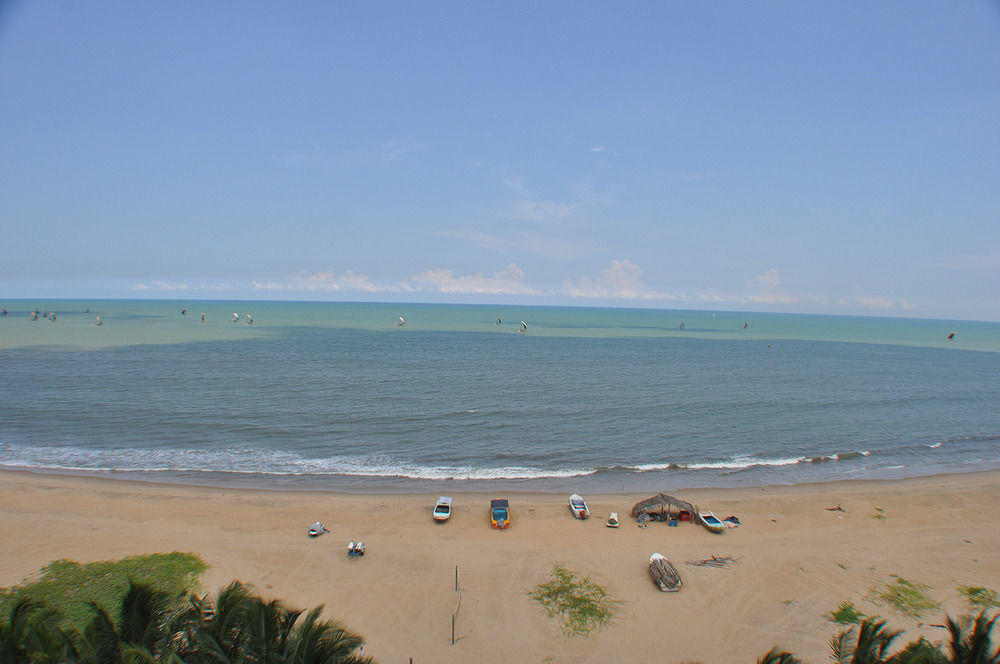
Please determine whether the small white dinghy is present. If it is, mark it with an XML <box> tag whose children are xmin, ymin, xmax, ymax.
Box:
<box><xmin>433</xmin><ymin>496</ymin><xmax>453</xmax><ymax>521</ymax></box>
<box><xmin>605</xmin><ymin>511</ymin><xmax>620</xmax><ymax>528</ymax></box>
<box><xmin>308</xmin><ymin>522</ymin><xmax>329</xmax><ymax>537</ymax></box>
<box><xmin>698</xmin><ymin>510</ymin><xmax>726</xmax><ymax>533</ymax></box>
<box><xmin>568</xmin><ymin>493</ymin><xmax>590</xmax><ymax>519</ymax></box>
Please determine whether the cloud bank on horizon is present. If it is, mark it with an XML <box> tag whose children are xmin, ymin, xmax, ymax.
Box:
<box><xmin>120</xmin><ymin>260</ymin><xmax>919</xmax><ymax>317</ymax></box>
<box><xmin>1</xmin><ymin>2</ymin><xmax>998</xmax><ymax>321</ymax></box>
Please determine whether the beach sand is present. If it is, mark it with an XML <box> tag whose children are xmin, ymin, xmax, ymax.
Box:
<box><xmin>1</xmin><ymin>470</ymin><xmax>998</xmax><ymax>663</ymax></box>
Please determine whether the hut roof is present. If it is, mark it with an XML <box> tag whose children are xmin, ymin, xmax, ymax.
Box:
<box><xmin>630</xmin><ymin>493</ymin><xmax>695</xmax><ymax>518</ymax></box>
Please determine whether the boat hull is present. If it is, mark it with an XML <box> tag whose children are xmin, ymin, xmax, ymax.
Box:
<box><xmin>568</xmin><ymin>493</ymin><xmax>590</xmax><ymax>519</ymax></box>
<box><xmin>648</xmin><ymin>553</ymin><xmax>682</xmax><ymax>592</ymax></box>
<box><xmin>698</xmin><ymin>510</ymin><xmax>725</xmax><ymax>533</ymax></box>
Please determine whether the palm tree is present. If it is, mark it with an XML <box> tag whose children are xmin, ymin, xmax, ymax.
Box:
<box><xmin>173</xmin><ymin>581</ymin><xmax>255</xmax><ymax>664</ymax></box>
<box><xmin>757</xmin><ymin>646</ymin><xmax>804</xmax><ymax>664</ymax></box>
<box><xmin>283</xmin><ymin>606</ymin><xmax>373</xmax><ymax>664</ymax></box>
<box><xmin>3</xmin><ymin>580</ymin><xmax>372</xmax><ymax>664</ymax></box>
<box><xmin>0</xmin><ymin>598</ymin><xmax>78</xmax><ymax>664</ymax></box>
<box><xmin>942</xmin><ymin>611</ymin><xmax>1000</xmax><ymax>664</ymax></box>
<box><xmin>169</xmin><ymin>580</ymin><xmax>372</xmax><ymax>664</ymax></box>
<box><xmin>887</xmin><ymin>637</ymin><xmax>947</xmax><ymax>663</ymax></box>
<box><xmin>831</xmin><ymin>617</ymin><xmax>903</xmax><ymax>664</ymax></box>
<box><xmin>71</xmin><ymin>580</ymin><xmax>183</xmax><ymax>664</ymax></box>
<box><xmin>118</xmin><ymin>581</ymin><xmax>173</xmax><ymax>652</ymax></box>
<box><xmin>242</xmin><ymin>596</ymin><xmax>303</xmax><ymax>664</ymax></box>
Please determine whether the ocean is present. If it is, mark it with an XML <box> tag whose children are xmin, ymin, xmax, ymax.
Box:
<box><xmin>2</xmin><ymin>299</ymin><xmax>998</xmax><ymax>493</ymax></box>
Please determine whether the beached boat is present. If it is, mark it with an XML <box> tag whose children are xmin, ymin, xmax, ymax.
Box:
<box><xmin>698</xmin><ymin>510</ymin><xmax>726</xmax><ymax>533</ymax></box>
<box><xmin>490</xmin><ymin>498</ymin><xmax>510</xmax><ymax>529</ymax></box>
<box><xmin>569</xmin><ymin>493</ymin><xmax>590</xmax><ymax>519</ymax></box>
<box><xmin>648</xmin><ymin>553</ymin><xmax>682</xmax><ymax>592</ymax></box>
<box><xmin>433</xmin><ymin>496</ymin><xmax>453</xmax><ymax>521</ymax></box>
<box><xmin>606</xmin><ymin>511</ymin><xmax>619</xmax><ymax>528</ymax></box>
<box><xmin>307</xmin><ymin>522</ymin><xmax>329</xmax><ymax>537</ymax></box>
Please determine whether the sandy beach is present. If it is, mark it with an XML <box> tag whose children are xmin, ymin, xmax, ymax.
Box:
<box><xmin>2</xmin><ymin>470</ymin><xmax>998</xmax><ymax>663</ymax></box>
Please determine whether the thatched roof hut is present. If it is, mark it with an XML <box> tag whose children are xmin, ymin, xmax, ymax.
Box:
<box><xmin>630</xmin><ymin>493</ymin><xmax>695</xmax><ymax>518</ymax></box>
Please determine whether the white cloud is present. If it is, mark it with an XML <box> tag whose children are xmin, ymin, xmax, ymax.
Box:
<box><xmin>746</xmin><ymin>293</ymin><xmax>799</xmax><ymax>305</ymax></box>
<box><xmin>201</xmin><ymin>282</ymin><xmax>235</xmax><ymax>291</ymax></box>
<box><xmin>128</xmin><ymin>281</ymin><xmax>191</xmax><ymax>291</ymax></box>
<box><xmin>254</xmin><ymin>270</ymin><xmax>379</xmax><ymax>293</ymax></box>
<box><xmin>837</xmin><ymin>296</ymin><xmax>914</xmax><ymax>312</ymax></box>
<box><xmin>410</xmin><ymin>264</ymin><xmax>540</xmax><ymax>295</ymax></box>
<box><xmin>741</xmin><ymin>268</ymin><xmax>797</xmax><ymax>304</ymax></box>
<box><xmin>753</xmin><ymin>268</ymin><xmax>783</xmax><ymax>290</ymax></box>
<box><xmin>512</xmin><ymin>199</ymin><xmax>579</xmax><ymax>223</ymax></box>
<box><xmin>565</xmin><ymin>259</ymin><xmax>678</xmax><ymax>301</ymax></box>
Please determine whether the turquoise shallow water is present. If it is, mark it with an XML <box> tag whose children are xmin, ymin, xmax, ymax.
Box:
<box><xmin>1</xmin><ymin>299</ymin><xmax>998</xmax><ymax>493</ymax></box>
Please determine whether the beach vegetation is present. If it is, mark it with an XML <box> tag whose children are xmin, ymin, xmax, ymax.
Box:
<box><xmin>0</xmin><ymin>551</ymin><xmax>206</xmax><ymax>630</ymax></box>
<box><xmin>757</xmin><ymin>647</ymin><xmax>803</xmax><ymax>663</ymax></box>
<box><xmin>873</xmin><ymin>507</ymin><xmax>887</xmax><ymax>521</ymax></box>
<box><xmin>867</xmin><ymin>575</ymin><xmax>940</xmax><ymax>619</ymax></box>
<box><xmin>958</xmin><ymin>585</ymin><xmax>1000</xmax><ymax>610</ymax></box>
<box><xmin>888</xmin><ymin>636</ymin><xmax>949</xmax><ymax>663</ymax></box>
<box><xmin>528</xmin><ymin>566</ymin><xmax>621</xmax><ymax>637</ymax></box>
<box><xmin>755</xmin><ymin>609</ymin><xmax>1000</xmax><ymax>664</ymax></box>
<box><xmin>941</xmin><ymin>611</ymin><xmax>1000</xmax><ymax>664</ymax></box>
<box><xmin>829</xmin><ymin>601</ymin><xmax>866</xmax><ymax>625</ymax></box>
<box><xmin>829</xmin><ymin>616</ymin><xmax>901</xmax><ymax>663</ymax></box>
<box><xmin>1</xmin><ymin>566</ymin><xmax>373</xmax><ymax>664</ymax></box>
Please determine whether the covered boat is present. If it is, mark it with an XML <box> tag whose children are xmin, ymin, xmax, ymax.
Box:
<box><xmin>648</xmin><ymin>553</ymin><xmax>682</xmax><ymax>592</ymax></box>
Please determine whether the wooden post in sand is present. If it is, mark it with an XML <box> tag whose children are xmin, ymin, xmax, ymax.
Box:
<box><xmin>452</xmin><ymin>565</ymin><xmax>461</xmax><ymax>645</ymax></box>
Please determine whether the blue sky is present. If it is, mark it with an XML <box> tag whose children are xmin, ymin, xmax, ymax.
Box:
<box><xmin>2</xmin><ymin>2</ymin><xmax>998</xmax><ymax>320</ymax></box>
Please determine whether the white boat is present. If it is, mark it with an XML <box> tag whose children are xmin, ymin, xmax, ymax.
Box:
<box><xmin>605</xmin><ymin>512</ymin><xmax>620</xmax><ymax>528</ymax></box>
<box><xmin>698</xmin><ymin>510</ymin><xmax>725</xmax><ymax>533</ymax></box>
<box><xmin>569</xmin><ymin>493</ymin><xmax>590</xmax><ymax>519</ymax></box>
<box><xmin>307</xmin><ymin>522</ymin><xmax>329</xmax><ymax>537</ymax></box>
<box><xmin>433</xmin><ymin>496</ymin><xmax>453</xmax><ymax>521</ymax></box>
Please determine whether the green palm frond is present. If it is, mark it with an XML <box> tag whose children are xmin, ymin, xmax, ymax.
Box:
<box><xmin>757</xmin><ymin>646</ymin><xmax>803</xmax><ymax>664</ymax></box>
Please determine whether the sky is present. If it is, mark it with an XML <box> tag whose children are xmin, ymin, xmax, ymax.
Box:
<box><xmin>1</xmin><ymin>2</ymin><xmax>999</xmax><ymax>321</ymax></box>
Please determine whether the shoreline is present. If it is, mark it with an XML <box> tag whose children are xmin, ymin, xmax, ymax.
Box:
<box><xmin>3</xmin><ymin>468</ymin><xmax>999</xmax><ymax>662</ymax></box>
<box><xmin>3</xmin><ymin>460</ymin><xmax>995</xmax><ymax>495</ymax></box>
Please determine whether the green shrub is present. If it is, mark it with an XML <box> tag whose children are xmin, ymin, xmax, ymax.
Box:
<box><xmin>828</xmin><ymin>601</ymin><xmax>866</xmax><ymax>624</ymax></box>
<box><xmin>0</xmin><ymin>552</ymin><xmax>206</xmax><ymax>628</ymax></box>
<box><xmin>867</xmin><ymin>575</ymin><xmax>939</xmax><ymax>619</ymax></box>
<box><xmin>529</xmin><ymin>566</ymin><xmax>621</xmax><ymax>637</ymax></box>
<box><xmin>957</xmin><ymin>585</ymin><xmax>1000</xmax><ymax>609</ymax></box>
